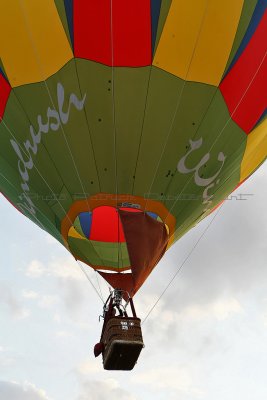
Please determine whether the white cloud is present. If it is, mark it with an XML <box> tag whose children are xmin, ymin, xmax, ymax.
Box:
<box><xmin>0</xmin><ymin>282</ymin><xmax>31</xmax><ymax>320</ymax></box>
<box><xmin>56</xmin><ymin>330</ymin><xmax>72</xmax><ymax>338</ymax></box>
<box><xmin>178</xmin><ymin>297</ymin><xmax>243</xmax><ymax>322</ymax></box>
<box><xmin>133</xmin><ymin>366</ymin><xmax>203</xmax><ymax>397</ymax></box>
<box><xmin>16</xmin><ymin>308</ymin><xmax>31</xmax><ymax>320</ymax></box>
<box><xmin>262</xmin><ymin>310</ymin><xmax>267</xmax><ymax>327</ymax></box>
<box><xmin>21</xmin><ymin>290</ymin><xmax>59</xmax><ymax>309</ymax></box>
<box><xmin>37</xmin><ymin>295</ymin><xmax>58</xmax><ymax>309</ymax></box>
<box><xmin>0</xmin><ymin>348</ymin><xmax>15</xmax><ymax>369</ymax></box>
<box><xmin>77</xmin><ymin>379</ymin><xmax>137</xmax><ymax>400</ymax></box>
<box><xmin>44</xmin><ymin>233</ymin><xmax>58</xmax><ymax>245</ymax></box>
<box><xmin>140</xmin><ymin>295</ymin><xmax>242</xmax><ymax>331</ymax></box>
<box><xmin>22</xmin><ymin>290</ymin><xmax>39</xmax><ymax>299</ymax></box>
<box><xmin>77</xmin><ymin>358</ymin><xmax>103</xmax><ymax>375</ymax></box>
<box><xmin>53</xmin><ymin>313</ymin><xmax>61</xmax><ymax>324</ymax></box>
<box><xmin>0</xmin><ymin>381</ymin><xmax>51</xmax><ymax>400</ymax></box>
<box><xmin>26</xmin><ymin>260</ymin><xmax>46</xmax><ymax>278</ymax></box>
<box><xmin>23</xmin><ymin>256</ymin><xmax>100</xmax><ymax>322</ymax></box>
<box><xmin>25</xmin><ymin>258</ymin><xmax>86</xmax><ymax>281</ymax></box>
<box><xmin>48</xmin><ymin>258</ymin><xmax>84</xmax><ymax>280</ymax></box>
<box><xmin>76</xmin><ymin>360</ymin><xmax>138</xmax><ymax>400</ymax></box>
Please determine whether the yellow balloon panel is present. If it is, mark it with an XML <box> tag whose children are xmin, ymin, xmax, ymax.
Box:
<box><xmin>240</xmin><ymin>119</ymin><xmax>267</xmax><ymax>181</ymax></box>
<box><xmin>153</xmin><ymin>0</ymin><xmax>244</xmax><ymax>86</ymax></box>
<box><xmin>68</xmin><ymin>227</ymin><xmax>86</xmax><ymax>241</ymax></box>
<box><xmin>0</xmin><ymin>0</ymin><xmax>73</xmax><ymax>87</ymax></box>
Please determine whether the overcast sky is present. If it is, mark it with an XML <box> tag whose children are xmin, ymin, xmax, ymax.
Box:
<box><xmin>0</xmin><ymin>162</ymin><xmax>267</xmax><ymax>400</ymax></box>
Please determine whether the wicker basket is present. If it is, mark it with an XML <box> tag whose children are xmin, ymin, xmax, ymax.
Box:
<box><xmin>102</xmin><ymin>317</ymin><xmax>144</xmax><ymax>370</ymax></box>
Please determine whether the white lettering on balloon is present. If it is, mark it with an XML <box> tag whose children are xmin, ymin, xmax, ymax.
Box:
<box><xmin>11</xmin><ymin>82</ymin><xmax>86</xmax><ymax>215</ymax></box>
<box><xmin>177</xmin><ymin>138</ymin><xmax>226</xmax><ymax>212</ymax></box>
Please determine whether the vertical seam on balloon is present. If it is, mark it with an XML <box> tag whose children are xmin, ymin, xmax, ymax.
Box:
<box><xmin>131</xmin><ymin>68</ymin><xmax>153</xmax><ymax>195</ymax></box>
<box><xmin>71</xmin><ymin>60</ymin><xmax>107</xmax><ymax>269</ymax></box>
<box><xmin>60</xmin><ymin>0</ymin><xmax>104</xmax><ymax>199</ymax></box>
<box><xmin>131</xmin><ymin>0</ymin><xmax>171</xmax><ymax>196</ymax></box>
<box><xmin>142</xmin><ymin>0</ymin><xmax>210</xmax><ymax>214</ymax></box>
<box><xmin>109</xmin><ymin>0</ymin><xmax>120</xmax><ymax>273</ymax></box>
<box><xmin>130</xmin><ymin>0</ymin><xmax>162</xmax><ymax>196</ymax></box>
<box><xmin>72</xmin><ymin>59</ymin><xmax>102</xmax><ymax>192</ymax></box>
<box><xmin>18</xmin><ymin>0</ymin><xmax>94</xmax><ymax>212</ymax></box>
<box><xmin>10</xmin><ymin>90</ymin><xmax>67</xmax><ymax>190</ymax></box>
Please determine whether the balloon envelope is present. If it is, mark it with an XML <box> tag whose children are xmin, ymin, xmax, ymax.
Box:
<box><xmin>0</xmin><ymin>0</ymin><xmax>266</xmax><ymax>296</ymax></box>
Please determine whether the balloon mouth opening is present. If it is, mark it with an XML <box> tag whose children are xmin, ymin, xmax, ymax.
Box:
<box><xmin>71</xmin><ymin>205</ymin><xmax>164</xmax><ymax>243</ymax></box>
<box><xmin>60</xmin><ymin>194</ymin><xmax>176</xmax><ymax>271</ymax></box>
<box><xmin>67</xmin><ymin>205</ymin><xmax>166</xmax><ymax>270</ymax></box>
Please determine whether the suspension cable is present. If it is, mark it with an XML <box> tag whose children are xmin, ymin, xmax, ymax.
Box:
<box><xmin>75</xmin><ymin>260</ymin><xmax>104</xmax><ymax>304</ymax></box>
<box><xmin>94</xmin><ymin>269</ymin><xmax>104</xmax><ymax>302</ymax></box>
<box><xmin>142</xmin><ymin>203</ymin><xmax>224</xmax><ymax>325</ymax></box>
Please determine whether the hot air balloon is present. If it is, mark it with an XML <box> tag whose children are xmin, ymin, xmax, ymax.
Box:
<box><xmin>0</xmin><ymin>0</ymin><xmax>266</xmax><ymax>370</ymax></box>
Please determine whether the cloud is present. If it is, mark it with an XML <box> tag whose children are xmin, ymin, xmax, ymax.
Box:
<box><xmin>23</xmin><ymin>257</ymin><xmax>104</xmax><ymax>326</ymax></box>
<box><xmin>0</xmin><ymin>348</ymin><xmax>15</xmax><ymax>369</ymax></box>
<box><xmin>132</xmin><ymin>366</ymin><xmax>203</xmax><ymax>397</ymax></box>
<box><xmin>48</xmin><ymin>258</ymin><xmax>85</xmax><ymax>281</ymax></box>
<box><xmin>53</xmin><ymin>313</ymin><xmax>61</xmax><ymax>324</ymax></box>
<box><xmin>25</xmin><ymin>257</ymin><xmax>87</xmax><ymax>281</ymax></box>
<box><xmin>26</xmin><ymin>260</ymin><xmax>46</xmax><ymax>278</ymax></box>
<box><xmin>21</xmin><ymin>290</ymin><xmax>59</xmax><ymax>309</ymax></box>
<box><xmin>37</xmin><ymin>295</ymin><xmax>58</xmax><ymax>309</ymax></box>
<box><xmin>0</xmin><ymin>381</ymin><xmax>51</xmax><ymax>400</ymax></box>
<box><xmin>22</xmin><ymin>290</ymin><xmax>39</xmax><ymax>299</ymax></box>
<box><xmin>139</xmin><ymin>293</ymin><xmax>243</xmax><ymax>352</ymax></box>
<box><xmin>55</xmin><ymin>330</ymin><xmax>73</xmax><ymax>338</ymax></box>
<box><xmin>75</xmin><ymin>359</ymin><xmax>138</xmax><ymax>400</ymax></box>
<box><xmin>0</xmin><ymin>282</ymin><xmax>30</xmax><ymax>320</ymax></box>
<box><xmin>77</xmin><ymin>357</ymin><xmax>103</xmax><ymax>375</ymax></box>
<box><xmin>175</xmin><ymin>297</ymin><xmax>243</xmax><ymax>322</ymax></box>
<box><xmin>77</xmin><ymin>379</ymin><xmax>137</xmax><ymax>400</ymax></box>
<box><xmin>24</xmin><ymin>257</ymin><xmax>94</xmax><ymax>318</ymax></box>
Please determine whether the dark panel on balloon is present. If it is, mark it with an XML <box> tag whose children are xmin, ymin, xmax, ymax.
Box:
<box><xmin>64</xmin><ymin>0</ymin><xmax>74</xmax><ymax>47</ymax></box>
<box><xmin>227</xmin><ymin>0</ymin><xmax>267</xmax><ymax>72</ymax></box>
<box><xmin>78</xmin><ymin>211</ymin><xmax>92</xmax><ymax>238</ymax></box>
<box><xmin>151</xmin><ymin>0</ymin><xmax>161</xmax><ymax>54</ymax></box>
<box><xmin>223</xmin><ymin>0</ymin><xmax>257</xmax><ymax>75</ymax></box>
<box><xmin>152</xmin><ymin>0</ymin><xmax>172</xmax><ymax>55</ymax></box>
<box><xmin>54</xmin><ymin>0</ymin><xmax>74</xmax><ymax>49</ymax></box>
